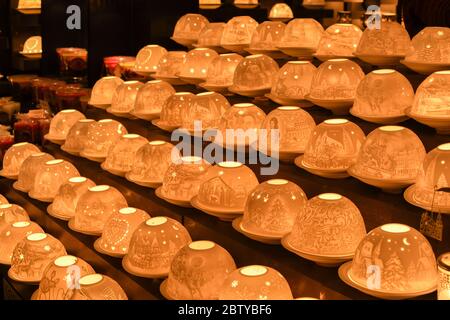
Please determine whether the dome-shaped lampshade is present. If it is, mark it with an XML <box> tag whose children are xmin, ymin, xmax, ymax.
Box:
<box><xmin>315</xmin><ymin>23</ymin><xmax>363</xmax><ymax>61</ymax></box>
<box><xmin>94</xmin><ymin>207</ymin><xmax>151</xmax><ymax>258</ymax></box>
<box><xmin>45</xmin><ymin>109</ymin><xmax>86</xmax><ymax>143</ymax></box>
<box><xmin>108</xmin><ymin>81</ymin><xmax>143</xmax><ymax>116</ymax></box>
<box><xmin>219</xmin><ymin>265</ymin><xmax>293</xmax><ymax>300</ymax></box>
<box><xmin>351</xmin><ymin>69</ymin><xmax>414</xmax><ymax>124</ymax></box>
<box><xmin>8</xmin><ymin>233</ymin><xmax>67</xmax><ymax>283</ymax></box>
<box><xmin>29</xmin><ymin>159</ymin><xmax>80</xmax><ymax>202</ymax></box>
<box><xmin>0</xmin><ymin>204</ymin><xmax>29</xmax><ymax>233</ymax></box>
<box><xmin>153</xmin><ymin>92</ymin><xmax>195</xmax><ymax>132</ymax></box>
<box><xmin>89</xmin><ymin>76</ymin><xmax>124</xmax><ymax>107</ymax></box>
<box><xmin>61</xmin><ymin>119</ymin><xmax>96</xmax><ymax>156</ymax></box>
<box><xmin>161</xmin><ymin>241</ymin><xmax>236</xmax><ymax>300</ymax></box>
<box><xmin>131</xmin><ymin>80</ymin><xmax>175</xmax><ymax>121</ymax></box>
<box><xmin>153</xmin><ymin>51</ymin><xmax>187</xmax><ymax>84</ymax></box>
<box><xmin>201</xmin><ymin>53</ymin><xmax>244</xmax><ymax>91</ymax></box>
<box><xmin>20</xmin><ymin>36</ymin><xmax>42</xmax><ymax>58</ymax></box>
<box><xmin>133</xmin><ymin>45</ymin><xmax>167</xmax><ymax>75</ymax></box>
<box><xmin>48</xmin><ymin>177</ymin><xmax>96</xmax><ymax>221</ymax></box>
<box><xmin>1</xmin><ymin>142</ymin><xmax>41</xmax><ymax>179</ymax></box>
<box><xmin>122</xmin><ymin>217</ymin><xmax>192</xmax><ymax>278</ymax></box>
<box><xmin>282</xmin><ymin>193</ymin><xmax>366</xmax><ymax>266</ymax></box>
<box><xmin>404</xmin><ymin>143</ymin><xmax>450</xmax><ymax>214</ymax></box>
<box><xmin>349</xmin><ymin>126</ymin><xmax>426</xmax><ymax>193</ymax></box>
<box><xmin>196</xmin><ymin>23</ymin><xmax>226</xmax><ymax>51</ymax></box>
<box><xmin>248</xmin><ymin>21</ymin><xmax>286</xmax><ymax>54</ymax></box>
<box><xmin>172</xmin><ymin>14</ymin><xmax>209</xmax><ymax>47</ymax></box>
<box><xmin>69</xmin><ymin>185</ymin><xmax>128</xmax><ymax>236</ymax></box>
<box><xmin>101</xmin><ymin>134</ymin><xmax>148</xmax><ymax>177</ymax></box>
<box><xmin>13</xmin><ymin>152</ymin><xmax>54</xmax><ymax>192</ymax></box>
<box><xmin>269</xmin><ymin>3</ymin><xmax>293</xmax><ymax>22</ymax></box>
<box><xmin>407</xmin><ymin>71</ymin><xmax>450</xmax><ymax>134</ymax></box>
<box><xmin>126</xmin><ymin>141</ymin><xmax>180</xmax><ymax>188</ymax></box>
<box><xmin>221</xmin><ymin>16</ymin><xmax>259</xmax><ymax>52</ymax></box>
<box><xmin>73</xmin><ymin>274</ymin><xmax>128</xmax><ymax>300</ymax></box>
<box><xmin>297</xmin><ymin>119</ymin><xmax>365</xmax><ymax>179</ymax></box>
<box><xmin>178</xmin><ymin>48</ymin><xmax>219</xmax><ymax>84</ymax></box>
<box><xmin>339</xmin><ymin>224</ymin><xmax>437</xmax><ymax>299</ymax></box>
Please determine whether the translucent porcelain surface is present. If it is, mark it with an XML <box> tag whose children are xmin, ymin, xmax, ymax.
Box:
<box><xmin>134</xmin><ymin>45</ymin><xmax>167</xmax><ymax>73</ymax></box>
<box><xmin>221</xmin><ymin>16</ymin><xmax>259</xmax><ymax>47</ymax></box>
<box><xmin>249</xmin><ymin>21</ymin><xmax>286</xmax><ymax>51</ymax></box>
<box><xmin>89</xmin><ymin>76</ymin><xmax>124</xmax><ymax>106</ymax></box>
<box><xmin>1</xmin><ymin>142</ymin><xmax>41</xmax><ymax>177</ymax></box>
<box><xmin>110</xmin><ymin>81</ymin><xmax>144</xmax><ymax>113</ymax></box>
<box><xmin>270</xmin><ymin>61</ymin><xmax>317</xmax><ymax>100</ymax></box>
<box><xmin>62</xmin><ymin>119</ymin><xmax>96</xmax><ymax>154</ymax></box>
<box><xmin>316</xmin><ymin>23</ymin><xmax>363</xmax><ymax>58</ymax></box>
<box><xmin>47</xmin><ymin>109</ymin><xmax>86</xmax><ymax>140</ymax></box>
<box><xmin>410</xmin><ymin>71</ymin><xmax>450</xmax><ymax>117</ymax></box>
<box><xmin>231</xmin><ymin>54</ymin><xmax>279</xmax><ymax>90</ymax></box>
<box><xmin>279</xmin><ymin>18</ymin><xmax>324</xmax><ymax>49</ymax></box>
<box><xmin>14</xmin><ymin>152</ymin><xmax>54</xmax><ymax>192</ymax></box>
<box><xmin>405</xmin><ymin>27</ymin><xmax>450</xmax><ymax>63</ymax></box>
<box><xmin>0</xmin><ymin>204</ymin><xmax>29</xmax><ymax>233</ymax></box>
<box><xmin>74</xmin><ymin>274</ymin><xmax>128</xmax><ymax>300</ymax></box>
<box><xmin>172</xmin><ymin>14</ymin><xmax>209</xmax><ymax>42</ymax></box>
<box><xmin>158</xmin><ymin>92</ymin><xmax>195</xmax><ymax>127</ymax></box>
<box><xmin>178</xmin><ymin>48</ymin><xmax>219</xmax><ymax>80</ymax></box>
<box><xmin>81</xmin><ymin>119</ymin><xmax>128</xmax><ymax>158</ymax></box>
<box><xmin>133</xmin><ymin>80</ymin><xmax>175</xmax><ymax>115</ymax></box>
<box><xmin>204</xmin><ymin>53</ymin><xmax>243</xmax><ymax>86</ymax></box>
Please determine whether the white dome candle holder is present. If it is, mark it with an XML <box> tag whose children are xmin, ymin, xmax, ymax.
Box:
<box><xmin>1</xmin><ymin>142</ymin><xmax>41</xmax><ymax>179</ymax></box>
<box><xmin>61</xmin><ymin>119</ymin><xmax>96</xmax><ymax>156</ymax></box>
<box><xmin>171</xmin><ymin>13</ymin><xmax>209</xmax><ymax>48</ymax></box>
<box><xmin>153</xmin><ymin>51</ymin><xmax>187</xmax><ymax>85</ymax></box>
<box><xmin>45</xmin><ymin>109</ymin><xmax>86</xmax><ymax>145</ymax></box>
<box><xmin>73</xmin><ymin>274</ymin><xmax>128</xmax><ymax>300</ymax></box>
<box><xmin>200</xmin><ymin>53</ymin><xmax>243</xmax><ymax>93</ymax></box>
<box><xmin>20</xmin><ymin>36</ymin><xmax>42</xmax><ymax>59</ymax></box>
<box><xmin>13</xmin><ymin>152</ymin><xmax>54</xmax><ymax>192</ymax></box>
<box><xmin>152</xmin><ymin>92</ymin><xmax>195</xmax><ymax>132</ymax></box>
<box><xmin>315</xmin><ymin>23</ymin><xmax>362</xmax><ymax>61</ymax></box>
<box><xmin>247</xmin><ymin>21</ymin><xmax>287</xmax><ymax>59</ymax></box>
<box><xmin>268</xmin><ymin>3</ymin><xmax>293</xmax><ymax>22</ymax></box>
<box><xmin>88</xmin><ymin>76</ymin><xmax>124</xmax><ymax>108</ymax></box>
<box><xmin>133</xmin><ymin>45</ymin><xmax>167</xmax><ymax>77</ymax></box>
<box><xmin>177</xmin><ymin>48</ymin><xmax>219</xmax><ymax>85</ymax></box>
<box><xmin>131</xmin><ymin>80</ymin><xmax>175</xmax><ymax>121</ymax></box>
<box><xmin>221</xmin><ymin>16</ymin><xmax>259</xmax><ymax>53</ymax></box>
<box><xmin>107</xmin><ymin>81</ymin><xmax>143</xmax><ymax>118</ymax></box>
<box><xmin>195</xmin><ymin>23</ymin><xmax>227</xmax><ymax>53</ymax></box>
<box><xmin>0</xmin><ymin>204</ymin><xmax>29</xmax><ymax>233</ymax></box>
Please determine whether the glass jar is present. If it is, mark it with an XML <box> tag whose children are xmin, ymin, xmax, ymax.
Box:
<box><xmin>55</xmin><ymin>86</ymin><xmax>88</xmax><ymax>112</ymax></box>
<box><xmin>56</xmin><ymin>47</ymin><xmax>88</xmax><ymax>79</ymax></box>
<box><xmin>7</xmin><ymin>74</ymin><xmax>38</xmax><ymax>113</ymax></box>
<box><xmin>337</xmin><ymin>11</ymin><xmax>352</xmax><ymax>24</ymax></box>
<box><xmin>13</xmin><ymin>113</ymin><xmax>40</xmax><ymax>144</ymax></box>
<box><xmin>47</xmin><ymin>81</ymin><xmax>67</xmax><ymax>114</ymax></box>
<box><xmin>104</xmin><ymin>56</ymin><xmax>135</xmax><ymax>76</ymax></box>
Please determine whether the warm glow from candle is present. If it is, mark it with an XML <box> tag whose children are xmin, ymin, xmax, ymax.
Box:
<box><xmin>46</xmin><ymin>159</ymin><xmax>64</xmax><ymax>165</ymax></box>
<box><xmin>381</xmin><ymin>224</ymin><xmax>411</xmax><ymax>233</ymax></box>
<box><xmin>189</xmin><ymin>241</ymin><xmax>215</xmax><ymax>251</ymax></box>
<box><xmin>69</xmin><ymin>177</ymin><xmax>87</xmax><ymax>183</ymax></box>
<box><xmin>90</xmin><ymin>185</ymin><xmax>110</xmax><ymax>192</ymax></box>
<box><xmin>240</xmin><ymin>265</ymin><xmax>268</xmax><ymax>277</ymax></box>
<box><xmin>324</xmin><ymin>119</ymin><xmax>349</xmax><ymax>125</ymax></box>
<box><xmin>54</xmin><ymin>255</ymin><xmax>78</xmax><ymax>267</ymax></box>
<box><xmin>119</xmin><ymin>208</ymin><xmax>137</xmax><ymax>215</ymax></box>
<box><xmin>146</xmin><ymin>217</ymin><xmax>168</xmax><ymax>226</ymax></box>
<box><xmin>438</xmin><ymin>143</ymin><xmax>450</xmax><ymax>151</ymax></box>
<box><xmin>379</xmin><ymin>126</ymin><xmax>404</xmax><ymax>132</ymax></box>
<box><xmin>318</xmin><ymin>193</ymin><xmax>342</xmax><ymax>201</ymax></box>
<box><xmin>27</xmin><ymin>233</ymin><xmax>47</xmax><ymax>241</ymax></box>
<box><xmin>267</xmin><ymin>179</ymin><xmax>289</xmax><ymax>186</ymax></box>
<box><xmin>278</xmin><ymin>106</ymin><xmax>300</xmax><ymax>111</ymax></box>
<box><xmin>13</xmin><ymin>221</ymin><xmax>31</xmax><ymax>228</ymax></box>
<box><xmin>218</xmin><ymin>161</ymin><xmax>243</xmax><ymax>169</ymax></box>
<box><xmin>79</xmin><ymin>274</ymin><xmax>103</xmax><ymax>286</ymax></box>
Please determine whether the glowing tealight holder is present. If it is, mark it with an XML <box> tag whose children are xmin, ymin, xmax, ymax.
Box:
<box><xmin>260</xmin><ymin>106</ymin><xmax>316</xmax><ymax>161</ymax></box>
<box><xmin>69</xmin><ymin>185</ymin><xmax>128</xmax><ymax>236</ymax></box>
<box><xmin>407</xmin><ymin>71</ymin><xmax>450</xmax><ymax>134</ymax></box>
<box><xmin>61</xmin><ymin>119</ymin><xmax>96</xmax><ymax>156</ymax></box>
<box><xmin>404</xmin><ymin>143</ymin><xmax>450</xmax><ymax>214</ymax></box>
<box><xmin>199</xmin><ymin>0</ymin><xmax>221</xmax><ymax>10</ymax></box>
<box><xmin>45</xmin><ymin>109</ymin><xmax>86</xmax><ymax>144</ymax></box>
<box><xmin>0</xmin><ymin>142</ymin><xmax>40</xmax><ymax>179</ymax></box>
<box><xmin>229</xmin><ymin>54</ymin><xmax>280</xmax><ymax>97</ymax></box>
<box><xmin>122</xmin><ymin>217</ymin><xmax>192</xmax><ymax>278</ymax></box>
<box><xmin>157</xmin><ymin>157</ymin><xmax>211</xmax><ymax>208</ymax></box>
<box><xmin>196</xmin><ymin>23</ymin><xmax>226</xmax><ymax>53</ymax></box>
<box><xmin>131</xmin><ymin>80</ymin><xmax>175</xmax><ymax>121</ymax></box>
<box><xmin>161</xmin><ymin>241</ymin><xmax>236</xmax><ymax>300</ymax></box>
<box><xmin>192</xmin><ymin>162</ymin><xmax>259</xmax><ymax>220</ymax></box>
<box><xmin>219</xmin><ymin>265</ymin><xmax>293</xmax><ymax>300</ymax></box>
<box><xmin>20</xmin><ymin>35</ymin><xmax>42</xmax><ymax>59</ymax></box>
<box><xmin>351</xmin><ymin>69</ymin><xmax>414</xmax><ymax>124</ymax></box>
<box><xmin>29</xmin><ymin>159</ymin><xmax>80</xmax><ymax>202</ymax></box>
<box><xmin>234</xmin><ymin>0</ymin><xmax>258</xmax><ymax>9</ymax></box>
<box><xmin>235</xmin><ymin>179</ymin><xmax>308</xmax><ymax>244</ymax></box>
<box><xmin>81</xmin><ymin>119</ymin><xmax>128</xmax><ymax>162</ymax></box>
<box><xmin>13</xmin><ymin>152</ymin><xmax>54</xmax><ymax>192</ymax></box>
<box><xmin>302</xmin><ymin>0</ymin><xmax>325</xmax><ymax>9</ymax></box>
<box><xmin>402</xmin><ymin>27</ymin><xmax>450</xmax><ymax>75</ymax></box>
<box><xmin>107</xmin><ymin>81</ymin><xmax>143</xmax><ymax>118</ymax></box>
<box><xmin>177</xmin><ymin>48</ymin><xmax>219</xmax><ymax>85</ymax></box>
<box><xmin>73</xmin><ymin>274</ymin><xmax>128</xmax><ymax>300</ymax></box>
<box><xmin>339</xmin><ymin>224</ymin><xmax>437</xmax><ymax>299</ymax></box>
<box><xmin>152</xmin><ymin>92</ymin><xmax>195</xmax><ymax>132</ymax></box>
<box><xmin>0</xmin><ymin>194</ymin><xmax>7</xmax><ymax>204</ymax></box>
<box><xmin>126</xmin><ymin>141</ymin><xmax>180</xmax><ymax>188</ymax></box>
<box><xmin>48</xmin><ymin>177</ymin><xmax>96</xmax><ymax>221</ymax></box>
<box><xmin>153</xmin><ymin>51</ymin><xmax>187</xmax><ymax>85</ymax></box>
<box><xmin>247</xmin><ymin>21</ymin><xmax>286</xmax><ymax>58</ymax></box>
<box><xmin>33</xmin><ymin>255</ymin><xmax>95</xmax><ymax>300</ymax></box>
<box><xmin>269</xmin><ymin>3</ymin><xmax>293</xmax><ymax>22</ymax></box>
<box><xmin>8</xmin><ymin>233</ymin><xmax>67</xmax><ymax>283</ymax></box>
<box><xmin>88</xmin><ymin>76</ymin><xmax>124</xmax><ymax>108</ymax></box>
<box><xmin>200</xmin><ymin>53</ymin><xmax>244</xmax><ymax>93</ymax></box>
<box><xmin>0</xmin><ymin>204</ymin><xmax>29</xmax><ymax>233</ymax></box>
<box><xmin>315</xmin><ymin>23</ymin><xmax>363</xmax><ymax>61</ymax></box>
<box><xmin>94</xmin><ymin>207</ymin><xmax>151</xmax><ymax>258</ymax></box>
<box><xmin>133</xmin><ymin>45</ymin><xmax>167</xmax><ymax>76</ymax></box>
<box><xmin>277</xmin><ymin>18</ymin><xmax>324</xmax><ymax>59</ymax></box>
<box><xmin>101</xmin><ymin>134</ymin><xmax>148</xmax><ymax>177</ymax></box>
<box><xmin>267</xmin><ymin>61</ymin><xmax>317</xmax><ymax>107</ymax></box>
<box><xmin>296</xmin><ymin>119</ymin><xmax>365</xmax><ymax>179</ymax></box>
<box><xmin>307</xmin><ymin>59</ymin><xmax>365</xmax><ymax>115</ymax></box>
<box><xmin>221</xmin><ymin>16</ymin><xmax>259</xmax><ymax>53</ymax></box>
<box><xmin>349</xmin><ymin>126</ymin><xmax>426</xmax><ymax>193</ymax></box>
<box><xmin>282</xmin><ymin>193</ymin><xmax>366</xmax><ymax>267</ymax></box>
<box><xmin>171</xmin><ymin>13</ymin><xmax>209</xmax><ymax>47</ymax></box>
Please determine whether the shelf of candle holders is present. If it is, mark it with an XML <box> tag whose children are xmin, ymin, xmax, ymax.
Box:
<box><xmin>1</xmin><ymin>81</ymin><xmax>449</xmax><ymax>301</ymax></box>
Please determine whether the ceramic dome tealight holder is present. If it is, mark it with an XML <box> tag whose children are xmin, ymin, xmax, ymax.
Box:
<box><xmin>171</xmin><ymin>13</ymin><xmax>209</xmax><ymax>48</ymax></box>
<box><xmin>69</xmin><ymin>185</ymin><xmax>128</xmax><ymax>236</ymax></box>
<box><xmin>296</xmin><ymin>119</ymin><xmax>365</xmax><ymax>179</ymax></box>
<box><xmin>152</xmin><ymin>92</ymin><xmax>195</xmax><ymax>132</ymax></box>
<box><xmin>302</xmin><ymin>0</ymin><xmax>325</xmax><ymax>9</ymax></box>
<box><xmin>218</xmin><ymin>265</ymin><xmax>293</xmax><ymax>300</ymax></box>
<box><xmin>8</xmin><ymin>233</ymin><xmax>67</xmax><ymax>284</ymax></box>
<box><xmin>13</xmin><ymin>152</ymin><xmax>54</xmax><ymax>192</ymax></box>
<box><xmin>199</xmin><ymin>0</ymin><xmax>221</xmax><ymax>10</ymax></box>
<box><xmin>277</xmin><ymin>18</ymin><xmax>324</xmax><ymax>59</ymax></box>
<box><xmin>191</xmin><ymin>162</ymin><xmax>259</xmax><ymax>221</ymax></box>
<box><xmin>19</xmin><ymin>35</ymin><xmax>42</xmax><ymax>59</ymax></box>
<box><xmin>177</xmin><ymin>48</ymin><xmax>219</xmax><ymax>85</ymax></box>
<box><xmin>229</xmin><ymin>54</ymin><xmax>280</xmax><ymax>98</ymax></box>
<box><xmin>247</xmin><ymin>21</ymin><xmax>287</xmax><ymax>59</ymax></box>
<box><xmin>131</xmin><ymin>80</ymin><xmax>175</xmax><ymax>121</ymax></box>
<box><xmin>0</xmin><ymin>142</ymin><xmax>40</xmax><ymax>179</ymax></box>
<box><xmin>199</xmin><ymin>53</ymin><xmax>243</xmax><ymax>94</ymax></box>
<box><xmin>234</xmin><ymin>179</ymin><xmax>308</xmax><ymax>245</ymax></box>
<box><xmin>355</xmin><ymin>21</ymin><xmax>413</xmax><ymax>66</ymax></box>
<box><xmin>348</xmin><ymin>126</ymin><xmax>426</xmax><ymax>194</ymax></box>
<box><xmin>315</xmin><ymin>23</ymin><xmax>363</xmax><ymax>61</ymax></box>
<box><xmin>404</xmin><ymin>143</ymin><xmax>450</xmax><ymax>214</ymax></box>
<box><xmin>107</xmin><ymin>81</ymin><xmax>143</xmax><ymax>118</ymax></box>
<box><xmin>339</xmin><ymin>223</ymin><xmax>437</xmax><ymax>300</ymax></box>
<box><xmin>47</xmin><ymin>177</ymin><xmax>96</xmax><ymax>221</ymax></box>
<box><xmin>282</xmin><ymin>193</ymin><xmax>367</xmax><ymax>267</ymax></box>
<box><xmin>101</xmin><ymin>134</ymin><xmax>148</xmax><ymax>177</ymax></box>
<box><xmin>45</xmin><ymin>109</ymin><xmax>86</xmax><ymax>145</ymax></box>
<box><xmin>126</xmin><ymin>141</ymin><xmax>180</xmax><ymax>189</ymax></box>
<box><xmin>160</xmin><ymin>241</ymin><xmax>236</xmax><ymax>300</ymax></box>
<box><xmin>88</xmin><ymin>76</ymin><xmax>124</xmax><ymax>108</ymax></box>
<box><xmin>122</xmin><ymin>217</ymin><xmax>192</xmax><ymax>279</ymax></box>
<box><xmin>351</xmin><ymin>69</ymin><xmax>414</xmax><ymax>124</ymax></box>
<box><xmin>32</xmin><ymin>255</ymin><xmax>95</xmax><ymax>300</ymax></box>
<box><xmin>61</xmin><ymin>119</ymin><xmax>96</xmax><ymax>156</ymax></box>
<box><xmin>220</xmin><ymin>16</ymin><xmax>259</xmax><ymax>53</ymax></box>
<box><xmin>260</xmin><ymin>106</ymin><xmax>316</xmax><ymax>161</ymax></box>
<box><xmin>72</xmin><ymin>274</ymin><xmax>128</xmax><ymax>300</ymax></box>
<box><xmin>195</xmin><ymin>23</ymin><xmax>227</xmax><ymax>53</ymax></box>
<box><xmin>133</xmin><ymin>45</ymin><xmax>167</xmax><ymax>77</ymax></box>
<box><xmin>0</xmin><ymin>204</ymin><xmax>29</xmax><ymax>233</ymax></box>
<box><xmin>267</xmin><ymin>61</ymin><xmax>317</xmax><ymax>107</ymax></box>
<box><xmin>401</xmin><ymin>27</ymin><xmax>450</xmax><ymax>75</ymax></box>
<box><xmin>28</xmin><ymin>159</ymin><xmax>80</xmax><ymax>202</ymax></box>
<box><xmin>94</xmin><ymin>207</ymin><xmax>151</xmax><ymax>258</ymax></box>
<box><xmin>307</xmin><ymin>59</ymin><xmax>365</xmax><ymax>115</ymax></box>
<box><xmin>153</xmin><ymin>51</ymin><xmax>187</xmax><ymax>85</ymax></box>
<box><xmin>157</xmin><ymin>156</ymin><xmax>211</xmax><ymax>208</ymax></box>
<box><xmin>268</xmin><ymin>3</ymin><xmax>293</xmax><ymax>22</ymax></box>
<box><xmin>406</xmin><ymin>71</ymin><xmax>450</xmax><ymax>134</ymax></box>
<box><xmin>234</xmin><ymin>0</ymin><xmax>259</xmax><ymax>9</ymax></box>
<box><xmin>80</xmin><ymin>119</ymin><xmax>128</xmax><ymax>163</ymax></box>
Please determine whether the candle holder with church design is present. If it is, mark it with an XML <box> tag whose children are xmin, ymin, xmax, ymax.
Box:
<box><xmin>199</xmin><ymin>53</ymin><xmax>243</xmax><ymax>94</ymax></box>
<box><xmin>152</xmin><ymin>92</ymin><xmax>195</xmax><ymax>132</ymax></box>
<box><xmin>61</xmin><ymin>119</ymin><xmax>96</xmax><ymax>156</ymax></box>
<box><xmin>44</xmin><ymin>109</ymin><xmax>86</xmax><ymax>145</ymax></box>
<box><xmin>153</xmin><ymin>51</ymin><xmax>187</xmax><ymax>85</ymax></box>
<box><xmin>132</xmin><ymin>45</ymin><xmax>167</xmax><ymax>77</ymax></box>
<box><xmin>177</xmin><ymin>48</ymin><xmax>219</xmax><ymax>85</ymax></box>
<box><xmin>220</xmin><ymin>16</ymin><xmax>259</xmax><ymax>54</ymax></box>
<box><xmin>107</xmin><ymin>81</ymin><xmax>143</xmax><ymax>119</ymax></box>
<box><xmin>194</xmin><ymin>23</ymin><xmax>227</xmax><ymax>53</ymax></box>
<box><xmin>0</xmin><ymin>142</ymin><xmax>40</xmax><ymax>180</ymax></box>
<box><xmin>88</xmin><ymin>76</ymin><xmax>124</xmax><ymax>109</ymax></box>
<box><xmin>13</xmin><ymin>152</ymin><xmax>53</xmax><ymax>192</ymax></box>
<box><xmin>247</xmin><ymin>21</ymin><xmax>287</xmax><ymax>59</ymax></box>
<box><xmin>171</xmin><ymin>13</ymin><xmax>209</xmax><ymax>48</ymax></box>
<box><xmin>131</xmin><ymin>80</ymin><xmax>175</xmax><ymax>121</ymax></box>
